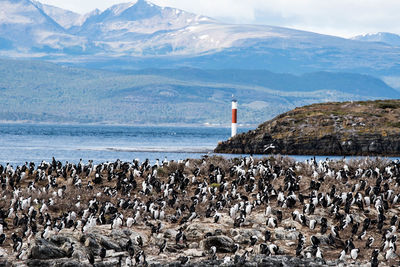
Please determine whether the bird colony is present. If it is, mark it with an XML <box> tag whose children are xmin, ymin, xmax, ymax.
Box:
<box><xmin>0</xmin><ymin>156</ymin><xmax>399</xmax><ymax>266</ymax></box>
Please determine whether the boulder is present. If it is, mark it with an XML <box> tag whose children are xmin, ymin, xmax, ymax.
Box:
<box><xmin>166</xmin><ymin>243</ymin><xmax>186</xmax><ymax>252</ymax></box>
<box><xmin>204</xmin><ymin>235</ymin><xmax>235</xmax><ymax>253</ymax></box>
<box><xmin>233</xmin><ymin>234</ymin><xmax>248</xmax><ymax>244</ymax></box>
<box><xmin>83</xmin><ymin>235</ymin><xmax>100</xmax><ymax>255</ymax></box>
<box><xmin>274</xmin><ymin>227</ymin><xmax>299</xmax><ymax>240</ymax></box>
<box><xmin>99</xmin><ymin>236</ymin><xmax>121</xmax><ymax>251</ymax></box>
<box><xmin>189</xmin><ymin>242</ymin><xmax>199</xmax><ymax>249</ymax></box>
<box><xmin>0</xmin><ymin>259</ymin><xmax>11</xmax><ymax>267</ymax></box>
<box><xmin>184</xmin><ymin>249</ymin><xmax>204</xmax><ymax>257</ymax></box>
<box><xmin>0</xmin><ymin>248</ymin><xmax>8</xmax><ymax>258</ymax></box>
<box><xmin>50</xmin><ymin>235</ymin><xmax>73</xmax><ymax>246</ymax></box>
<box><xmin>164</xmin><ymin>229</ymin><xmax>177</xmax><ymax>239</ymax></box>
<box><xmin>30</xmin><ymin>239</ymin><xmax>67</xmax><ymax>260</ymax></box>
<box><xmin>27</xmin><ymin>260</ymin><xmax>54</xmax><ymax>267</ymax></box>
<box><xmin>186</xmin><ymin>222</ymin><xmax>214</xmax><ymax>239</ymax></box>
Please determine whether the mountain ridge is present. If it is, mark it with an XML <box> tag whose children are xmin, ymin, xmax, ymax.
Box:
<box><xmin>0</xmin><ymin>0</ymin><xmax>399</xmax><ymax>77</ymax></box>
<box><xmin>1</xmin><ymin>1</ymin><xmax>400</xmax><ymax>125</ymax></box>
<box><xmin>0</xmin><ymin>58</ymin><xmax>396</xmax><ymax>125</ymax></box>
<box><xmin>352</xmin><ymin>32</ymin><xmax>400</xmax><ymax>47</ymax></box>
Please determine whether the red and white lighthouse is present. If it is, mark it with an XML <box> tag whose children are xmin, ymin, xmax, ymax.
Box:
<box><xmin>231</xmin><ymin>99</ymin><xmax>238</xmax><ymax>137</ymax></box>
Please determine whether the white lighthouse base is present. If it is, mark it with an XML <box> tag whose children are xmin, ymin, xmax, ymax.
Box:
<box><xmin>231</xmin><ymin>123</ymin><xmax>237</xmax><ymax>137</ymax></box>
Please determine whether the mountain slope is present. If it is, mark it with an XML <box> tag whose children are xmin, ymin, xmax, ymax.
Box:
<box><xmin>0</xmin><ymin>0</ymin><xmax>399</xmax><ymax>76</ymax></box>
<box><xmin>0</xmin><ymin>0</ymin><xmax>87</xmax><ymax>52</ymax></box>
<box><xmin>353</xmin><ymin>32</ymin><xmax>400</xmax><ymax>47</ymax></box>
<box><xmin>75</xmin><ymin>0</ymin><xmax>218</xmax><ymax>55</ymax></box>
<box><xmin>32</xmin><ymin>1</ymin><xmax>82</xmax><ymax>29</ymax></box>
<box><xmin>0</xmin><ymin>58</ymin><xmax>397</xmax><ymax>125</ymax></box>
<box><xmin>130</xmin><ymin>68</ymin><xmax>399</xmax><ymax>98</ymax></box>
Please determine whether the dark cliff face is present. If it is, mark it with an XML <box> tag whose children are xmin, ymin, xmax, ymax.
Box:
<box><xmin>215</xmin><ymin>133</ymin><xmax>400</xmax><ymax>156</ymax></box>
<box><xmin>215</xmin><ymin>100</ymin><xmax>400</xmax><ymax>156</ymax></box>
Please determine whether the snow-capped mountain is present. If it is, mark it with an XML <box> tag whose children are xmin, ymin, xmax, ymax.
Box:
<box><xmin>1</xmin><ymin>0</ymin><xmax>400</xmax><ymax>125</ymax></box>
<box><xmin>0</xmin><ymin>0</ymin><xmax>400</xmax><ymax>76</ymax></box>
<box><xmin>352</xmin><ymin>32</ymin><xmax>400</xmax><ymax>47</ymax></box>
<box><xmin>75</xmin><ymin>0</ymin><xmax>219</xmax><ymax>55</ymax></box>
<box><xmin>0</xmin><ymin>0</ymin><xmax>88</xmax><ymax>53</ymax></box>
<box><xmin>32</xmin><ymin>1</ymin><xmax>82</xmax><ymax>29</ymax></box>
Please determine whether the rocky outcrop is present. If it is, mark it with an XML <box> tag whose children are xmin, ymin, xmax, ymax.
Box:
<box><xmin>215</xmin><ymin>100</ymin><xmax>400</xmax><ymax>156</ymax></box>
<box><xmin>31</xmin><ymin>238</ymin><xmax>68</xmax><ymax>260</ymax></box>
<box><xmin>204</xmin><ymin>236</ymin><xmax>235</xmax><ymax>253</ymax></box>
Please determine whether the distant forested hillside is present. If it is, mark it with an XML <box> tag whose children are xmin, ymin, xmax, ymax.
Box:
<box><xmin>0</xmin><ymin>59</ymin><xmax>398</xmax><ymax>125</ymax></box>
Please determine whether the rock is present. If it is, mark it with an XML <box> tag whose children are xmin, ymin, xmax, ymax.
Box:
<box><xmin>110</xmin><ymin>229</ymin><xmax>132</xmax><ymax>240</ymax></box>
<box><xmin>189</xmin><ymin>242</ymin><xmax>199</xmax><ymax>249</ymax></box>
<box><xmin>184</xmin><ymin>249</ymin><xmax>204</xmax><ymax>257</ymax></box>
<box><xmin>110</xmin><ymin>229</ymin><xmax>131</xmax><ymax>248</ymax></box>
<box><xmin>60</xmin><ymin>260</ymin><xmax>89</xmax><ymax>267</ymax></box>
<box><xmin>214</xmin><ymin>229</ymin><xmax>223</xmax><ymax>236</ymax></box>
<box><xmin>166</xmin><ymin>243</ymin><xmax>186</xmax><ymax>252</ymax></box>
<box><xmin>0</xmin><ymin>259</ymin><xmax>11</xmax><ymax>267</ymax></box>
<box><xmin>128</xmin><ymin>231</ymin><xmax>147</xmax><ymax>246</ymax></box>
<box><xmin>231</xmin><ymin>229</ymin><xmax>262</xmax><ymax>244</ymax></box>
<box><xmin>281</xmin><ymin>218</ymin><xmax>303</xmax><ymax>230</ymax></box>
<box><xmin>252</xmin><ymin>214</ymin><xmax>267</xmax><ymax>225</ymax></box>
<box><xmin>71</xmin><ymin>248</ymin><xmax>87</xmax><ymax>262</ymax></box>
<box><xmin>252</xmin><ymin>255</ymin><xmax>332</xmax><ymax>267</ymax></box>
<box><xmin>99</xmin><ymin>236</ymin><xmax>121</xmax><ymax>251</ymax></box>
<box><xmin>83</xmin><ymin>234</ymin><xmax>100</xmax><ymax>250</ymax></box>
<box><xmin>230</xmin><ymin>229</ymin><xmax>239</xmax><ymax>237</ymax></box>
<box><xmin>274</xmin><ymin>227</ymin><xmax>299</xmax><ymax>240</ymax></box>
<box><xmin>204</xmin><ymin>235</ymin><xmax>235</xmax><ymax>253</ymax></box>
<box><xmin>233</xmin><ymin>234</ymin><xmax>248</xmax><ymax>244</ymax></box>
<box><xmin>214</xmin><ymin>100</ymin><xmax>400</xmax><ymax>156</ymax></box>
<box><xmin>94</xmin><ymin>258</ymin><xmax>120</xmax><ymax>267</ymax></box>
<box><xmin>30</xmin><ymin>238</ymin><xmax>68</xmax><ymax>260</ymax></box>
<box><xmin>27</xmin><ymin>260</ymin><xmax>54</xmax><ymax>267</ymax></box>
<box><xmin>186</xmin><ymin>222</ymin><xmax>215</xmax><ymax>239</ymax></box>
<box><xmin>27</xmin><ymin>258</ymin><xmax>90</xmax><ymax>267</ymax></box>
<box><xmin>50</xmin><ymin>235</ymin><xmax>73</xmax><ymax>246</ymax></box>
<box><xmin>0</xmin><ymin>248</ymin><xmax>8</xmax><ymax>258</ymax></box>
<box><xmin>164</xmin><ymin>229</ymin><xmax>177</xmax><ymax>239</ymax></box>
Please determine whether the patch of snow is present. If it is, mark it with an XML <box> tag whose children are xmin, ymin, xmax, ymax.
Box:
<box><xmin>109</xmin><ymin>1</ymin><xmax>138</xmax><ymax>16</ymax></box>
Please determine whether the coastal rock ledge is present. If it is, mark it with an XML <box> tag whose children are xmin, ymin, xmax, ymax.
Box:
<box><xmin>215</xmin><ymin>100</ymin><xmax>400</xmax><ymax>156</ymax></box>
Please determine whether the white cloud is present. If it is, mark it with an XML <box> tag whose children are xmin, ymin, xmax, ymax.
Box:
<box><xmin>38</xmin><ymin>0</ymin><xmax>400</xmax><ymax>37</ymax></box>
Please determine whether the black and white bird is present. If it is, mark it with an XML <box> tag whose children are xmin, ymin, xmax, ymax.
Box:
<box><xmin>264</xmin><ymin>230</ymin><xmax>271</xmax><ymax>242</ymax></box>
<box><xmin>350</xmin><ymin>248</ymin><xmax>360</xmax><ymax>260</ymax></box>
<box><xmin>176</xmin><ymin>228</ymin><xmax>186</xmax><ymax>244</ymax></box>
<box><xmin>311</xmin><ymin>236</ymin><xmax>320</xmax><ymax>248</ymax></box>
<box><xmin>371</xmin><ymin>249</ymin><xmax>379</xmax><ymax>267</ymax></box>
<box><xmin>250</xmin><ymin>235</ymin><xmax>258</xmax><ymax>246</ymax></box>
<box><xmin>339</xmin><ymin>250</ymin><xmax>346</xmax><ymax>261</ymax></box>
<box><xmin>365</xmin><ymin>237</ymin><xmax>374</xmax><ymax>248</ymax></box>
<box><xmin>210</xmin><ymin>246</ymin><xmax>217</xmax><ymax>260</ymax></box>
<box><xmin>158</xmin><ymin>239</ymin><xmax>167</xmax><ymax>253</ymax></box>
<box><xmin>331</xmin><ymin>226</ymin><xmax>340</xmax><ymax>239</ymax></box>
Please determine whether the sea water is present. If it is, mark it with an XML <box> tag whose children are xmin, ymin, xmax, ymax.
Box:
<box><xmin>0</xmin><ymin>123</ymin><xmax>392</xmax><ymax>167</ymax></box>
<box><xmin>0</xmin><ymin>123</ymin><xmax>252</xmax><ymax>166</ymax></box>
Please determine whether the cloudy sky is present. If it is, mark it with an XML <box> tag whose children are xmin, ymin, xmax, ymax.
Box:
<box><xmin>39</xmin><ymin>0</ymin><xmax>400</xmax><ymax>38</ymax></box>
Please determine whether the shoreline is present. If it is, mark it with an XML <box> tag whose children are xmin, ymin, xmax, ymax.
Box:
<box><xmin>0</xmin><ymin>120</ymin><xmax>259</xmax><ymax>129</ymax></box>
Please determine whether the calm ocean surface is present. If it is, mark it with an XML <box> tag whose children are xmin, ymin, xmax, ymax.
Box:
<box><xmin>0</xmin><ymin>123</ymin><xmax>254</xmax><ymax>166</ymax></box>
<box><xmin>0</xmin><ymin>123</ymin><xmax>392</xmax><ymax>167</ymax></box>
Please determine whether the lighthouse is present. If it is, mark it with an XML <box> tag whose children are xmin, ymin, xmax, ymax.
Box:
<box><xmin>231</xmin><ymin>99</ymin><xmax>238</xmax><ymax>137</ymax></box>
